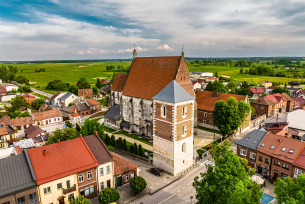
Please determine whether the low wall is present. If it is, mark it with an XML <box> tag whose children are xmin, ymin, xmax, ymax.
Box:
<box><xmin>114</xmin><ymin>148</ymin><xmax>150</xmax><ymax>164</ymax></box>
<box><xmin>251</xmin><ymin>114</ymin><xmax>266</xmax><ymax>128</ymax></box>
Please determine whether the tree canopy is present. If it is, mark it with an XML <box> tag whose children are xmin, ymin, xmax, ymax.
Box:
<box><xmin>79</xmin><ymin>119</ymin><xmax>104</xmax><ymax>137</ymax></box>
<box><xmin>69</xmin><ymin>196</ymin><xmax>91</xmax><ymax>204</ymax></box>
<box><xmin>274</xmin><ymin>174</ymin><xmax>305</xmax><ymax>204</ymax></box>
<box><xmin>98</xmin><ymin>188</ymin><xmax>120</xmax><ymax>204</ymax></box>
<box><xmin>47</xmin><ymin>79</ymin><xmax>69</xmax><ymax>91</ymax></box>
<box><xmin>68</xmin><ymin>85</ymin><xmax>79</xmax><ymax>95</ymax></box>
<box><xmin>33</xmin><ymin>98</ymin><xmax>45</xmax><ymax>110</ymax></box>
<box><xmin>205</xmin><ymin>81</ymin><xmax>227</xmax><ymax>93</ymax></box>
<box><xmin>237</xmin><ymin>81</ymin><xmax>251</xmax><ymax>96</ymax></box>
<box><xmin>77</xmin><ymin>77</ymin><xmax>91</xmax><ymax>89</ymax></box>
<box><xmin>193</xmin><ymin>140</ymin><xmax>262</xmax><ymax>204</ymax></box>
<box><xmin>0</xmin><ymin>65</ymin><xmax>18</xmax><ymax>82</ymax></box>
<box><xmin>272</xmin><ymin>87</ymin><xmax>290</xmax><ymax>96</ymax></box>
<box><xmin>47</xmin><ymin>128</ymin><xmax>79</xmax><ymax>144</ymax></box>
<box><xmin>10</xmin><ymin>95</ymin><xmax>30</xmax><ymax>111</ymax></box>
<box><xmin>213</xmin><ymin>97</ymin><xmax>251</xmax><ymax>137</ymax></box>
<box><xmin>130</xmin><ymin>176</ymin><xmax>147</xmax><ymax>193</ymax></box>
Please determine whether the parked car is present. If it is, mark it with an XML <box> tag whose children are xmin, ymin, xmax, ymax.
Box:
<box><xmin>149</xmin><ymin>168</ymin><xmax>164</xmax><ymax>176</ymax></box>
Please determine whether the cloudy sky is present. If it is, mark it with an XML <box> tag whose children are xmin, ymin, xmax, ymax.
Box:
<box><xmin>0</xmin><ymin>0</ymin><xmax>305</xmax><ymax>60</ymax></box>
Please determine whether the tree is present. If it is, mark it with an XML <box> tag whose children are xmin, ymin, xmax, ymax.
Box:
<box><xmin>77</xmin><ymin>77</ymin><xmax>91</xmax><ymax>89</ymax></box>
<box><xmin>116</xmin><ymin>137</ymin><xmax>124</xmax><ymax>149</ymax></box>
<box><xmin>48</xmin><ymin>128</ymin><xmax>79</xmax><ymax>144</ymax></box>
<box><xmin>79</xmin><ymin>119</ymin><xmax>104</xmax><ymax>136</ymax></box>
<box><xmin>98</xmin><ymin>188</ymin><xmax>120</xmax><ymax>204</ymax></box>
<box><xmin>47</xmin><ymin>79</ymin><xmax>68</xmax><ymax>91</ymax></box>
<box><xmin>138</xmin><ymin>144</ymin><xmax>143</xmax><ymax>156</ymax></box>
<box><xmin>92</xmin><ymin>86</ymin><xmax>98</xmax><ymax>95</ymax></box>
<box><xmin>96</xmin><ymin>78</ymin><xmax>102</xmax><ymax>89</ymax></box>
<box><xmin>237</xmin><ymin>81</ymin><xmax>251</xmax><ymax>96</ymax></box>
<box><xmin>134</xmin><ymin>143</ymin><xmax>138</xmax><ymax>155</ymax></box>
<box><xmin>129</xmin><ymin>145</ymin><xmax>135</xmax><ymax>154</ymax></box>
<box><xmin>215</xmin><ymin>71</ymin><xmax>218</xmax><ymax>77</ymax></box>
<box><xmin>65</xmin><ymin>120</ymin><xmax>72</xmax><ymax>128</ymax></box>
<box><xmin>240</xmin><ymin>68</ymin><xmax>244</xmax><ymax>74</ymax></box>
<box><xmin>213</xmin><ymin>97</ymin><xmax>250</xmax><ymax>137</ymax></box>
<box><xmin>69</xmin><ymin>195</ymin><xmax>91</xmax><ymax>204</ymax></box>
<box><xmin>274</xmin><ymin>174</ymin><xmax>305</xmax><ymax>204</ymax></box>
<box><xmin>16</xmin><ymin>75</ymin><xmax>29</xmax><ymax>84</ymax></box>
<box><xmin>226</xmin><ymin>81</ymin><xmax>237</xmax><ymax>92</ymax></box>
<box><xmin>272</xmin><ymin>87</ymin><xmax>290</xmax><ymax>95</ymax></box>
<box><xmin>123</xmin><ymin>139</ymin><xmax>127</xmax><ymax>151</ymax></box>
<box><xmin>68</xmin><ymin>85</ymin><xmax>79</xmax><ymax>95</ymax></box>
<box><xmin>10</xmin><ymin>95</ymin><xmax>30</xmax><ymax>111</ymax></box>
<box><xmin>205</xmin><ymin>81</ymin><xmax>227</xmax><ymax>93</ymax></box>
<box><xmin>33</xmin><ymin>98</ymin><xmax>45</xmax><ymax>110</ymax></box>
<box><xmin>110</xmin><ymin>135</ymin><xmax>116</xmax><ymax>147</ymax></box>
<box><xmin>130</xmin><ymin>176</ymin><xmax>147</xmax><ymax>193</ymax></box>
<box><xmin>17</xmin><ymin>85</ymin><xmax>31</xmax><ymax>93</ymax></box>
<box><xmin>105</xmin><ymin>134</ymin><xmax>110</xmax><ymax>145</ymax></box>
<box><xmin>76</xmin><ymin>123</ymin><xmax>81</xmax><ymax>132</ymax></box>
<box><xmin>193</xmin><ymin>140</ymin><xmax>262</xmax><ymax>204</ymax></box>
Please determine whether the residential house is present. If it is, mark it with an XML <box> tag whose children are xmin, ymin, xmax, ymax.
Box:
<box><xmin>23</xmin><ymin>94</ymin><xmax>35</xmax><ymax>106</ymax></box>
<box><xmin>1</xmin><ymin>83</ymin><xmax>18</xmax><ymax>92</ymax></box>
<box><xmin>39</xmin><ymin>103</ymin><xmax>55</xmax><ymax>112</ymax></box>
<box><xmin>13</xmin><ymin>138</ymin><xmax>40</xmax><ymax>154</ymax></box>
<box><xmin>0</xmin><ymin>122</ymin><xmax>16</xmax><ymax>149</ymax></box>
<box><xmin>294</xmin><ymin>97</ymin><xmax>305</xmax><ymax>109</ymax></box>
<box><xmin>0</xmin><ymin>153</ymin><xmax>38</xmax><ymax>204</ymax></box>
<box><xmin>101</xmin><ymin>79</ymin><xmax>110</xmax><ymax>84</ymax></box>
<box><xmin>59</xmin><ymin>92</ymin><xmax>77</xmax><ymax>107</ymax></box>
<box><xmin>86</xmin><ymin>99</ymin><xmax>101</xmax><ymax>114</ymax></box>
<box><xmin>31</xmin><ymin>109</ymin><xmax>63</xmax><ymax>126</ymax></box>
<box><xmin>204</xmin><ymin>77</ymin><xmax>218</xmax><ymax>82</ymax></box>
<box><xmin>270</xmin><ymin>137</ymin><xmax>305</xmax><ymax>182</ymax></box>
<box><xmin>50</xmin><ymin>92</ymin><xmax>65</xmax><ymax>106</ymax></box>
<box><xmin>0</xmin><ymin>86</ymin><xmax>7</xmax><ymax>95</ymax></box>
<box><xmin>27</xmin><ymin>137</ymin><xmax>99</xmax><ymax>203</ymax></box>
<box><xmin>0</xmin><ymin>94</ymin><xmax>16</xmax><ymax>102</ymax></box>
<box><xmin>112</xmin><ymin>152</ymin><xmax>139</xmax><ymax>187</ymax></box>
<box><xmin>263</xmin><ymin>122</ymin><xmax>289</xmax><ymax>135</ymax></box>
<box><xmin>261</xmin><ymin>81</ymin><xmax>272</xmax><ymax>88</ymax></box>
<box><xmin>60</xmin><ymin>105</ymin><xmax>81</xmax><ymax>121</ymax></box>
<box><xmin>75</xmin><ymin>103</ymin><xmax>91</xmax><ymax>117</ymax></box>
<box><xmin>0</xmin><ymin>147</ymin><xmax>17</xmax><ymax>160</ymax></box>
<box><xmin>78</xmin><ymin>89</ymin><xmax>93</xmax><ymax>99</ymax></box>
<box><xmin>291</xmin><ymin>89</ymin><xmax>305</xmax><ymax>98</ymax></box>
<box><xmin>192</xmin><ymin>81</ymin><xmax>201</xmax><ymax>90</ymax></box>
<box><xmin>281</xmin><ymin>93</ymin><xmax>295</xmax><ymax>112</ymax></box>
<box><xmin>104</xmin><ymin>104</ymin><xmax>120</xmax><ymax>129</ymax></box>
<box><xmin>235</xmin><ymin>129</ymin><xmax>268</xmax><ymax>169</ymax></box>
<box><xmin>101</xmin><ymin>85</ymin><xmax>110</xmax><ymax>93</ymax></box>
<box><xmin>293</xmin><ymin>148</ymin><xmax>305</xmax><ymax>179</ymax></box>
<box><xmin>25</xmin><ymin>124</ymin><xmax>49</xmax><ymax>145</ymax></box>
<box><xmin>9</xmin><ymin>117</ymin><xmax>35</xmax><ymax>131</ymax></box>
<box><xmin>196</xmin><ymin>90</ymin><xmax>250</xmax><ymax>133</ymax></box>
<box><xmin>83</xmin><ymin>133</ymin><xmax>114</xmax><ymax>191</ymax></box>
<box><xmin>290</xmin><ymin>81</ymin><xmax>300</xmax><ymax>86</ymax></box>
<box><xmin>250</xmin><ymin>87</ymin><xmax>265</xmax><ymax>98</ymax></box>
<box><xmin>189</xmin><ymin>72</ymin><xmax>213</xmax><ymax>78</ymax></box>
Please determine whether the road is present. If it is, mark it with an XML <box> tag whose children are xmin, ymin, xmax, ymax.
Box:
<box><xmin>12</xmin><ymin>82</ymin><xmax>53</xmax><ymax>98</ymax></box>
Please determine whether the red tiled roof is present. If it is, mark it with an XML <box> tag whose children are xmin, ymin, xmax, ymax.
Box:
<box><xmin>0</xmin><ymin>86</ymin><xmax>7</xmax><ymax>93</ymax></box>
<box><xmin>32</xmin><ymin>109</ymin><xmax>62</xmax><ymax>121</ymax></box>
<box><xmin>251</xmin><ymin>96</ymin><xmax>274</xmax><ymax>106</ymax></box>
<box><xmin>0</xmin><ymin>115</ymin><xmax>11</xmax><ymax>125</ymax></box>
<box><xmin>257</xmin><ymin>133</ymin><xmax>284</xmax><ymax>156</ymax></box>
<box><xmin>51</xmin><ymin>92</ymin><xmax>61</xmax><ymax>100</ymax></box>
<box><xmin>273</xmin><ymin>93</ymin><xmax>288</xmax><ymax>102</ymax></box>
<box><xmin>122</xmin><ymin>56</ymin><xmax>182</xmax><ymax>100</ymax></box>
<box><xmin>110</xmin><ymin>73</ymin><xmax>128</xmax><ymax>92</ymax></box>
<box><xmin>27</xmin><ymin>137</ymin><xmax>99</xmax><ymax>185</ymax></box>
<box><xmin>294</xmin><ymin>97</ymin><xmax>305</xmax><ymax>106</ymax></box>
<box><xmin>272</xmin><ymin>137</ymin><xmax>305</xmax><ymax>163</ymax></box>
<box><xmin>71</xmin><ymin>113</ymin><xmax>80</xmax><ymax>117</ymax></box>
<box><xmin>23</xmin><ymin>94</ymin><xmax>35</xmax><ymax>98</ymax></box>
<box><xmin>0</xmin><ymin>121</ymin><xmax>8</xmax><ymax>136</ymax></box>
<box><xmin>86</xmin><ymin>99</ymin><xmax>101</xmax><ymax>106</ymax></box>
<box><xmin>250</xmin><ymin>88</ymin><xmax>264</xmax><ymax>94</ymax></box>
<box><xmin>14</xmin><ymin>146</ymin><xmax>24</xmax><ymax>155</ymax></box>
<box><xmin>293</xmin><ymin>148</ymin><xmax>305</xmax><ymax>169</ymax></box>
<box><xmin>112</xmin><ymin>152</ymin><xmax>138</xmax><ymax>175</ymax></box>
<box><xmin>25</xmin><ymin>124</ymin><xmax>48</xmax><ymax>138</ymax></box>
<box><xmin>197</xmin><ymin>79</ymin><xmax>204</xmax><ymax>84</ymax></box>
<box><xmin>196</xmin><ymin>90</ymin><xmax>247</xmax><ymax>112</ymax></box>
<box><xmin>281</xmin><ymin>93</ymin><xmax>294</xmax><ymax>102</ymax></box>
<box><xmin>78</xmin><ymin>89</ymin><xmax>93</xmax><ymax>97</ymax></box>
<box><xmin>10</xmin><ymin>117</ymin><xmax>34</xmax><ymax>127</ymax></box>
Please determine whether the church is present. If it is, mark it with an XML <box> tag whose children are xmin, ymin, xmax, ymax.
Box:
<box><xmin>104</xmin><ymin>49</ymin><xmax>195</xmax><ymax>138</ymax></box>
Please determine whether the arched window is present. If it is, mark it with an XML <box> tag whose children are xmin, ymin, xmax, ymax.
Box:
<box><xmin>182</xmin><ymin>143</ymin><xmax>186</xmax><ymax>153</ymax></box>
<box><xmin>182</xmin><ymin>124</ymin><xmax>187</xmax><ymax>136</ymax></box>
<box><xmin>182</xmin><ymin>105</ymin><xmax>187</xmax><ymax>117</ymax></box>
<box><xmin>161</xmin><ymin>105</ymin><xmax>166</xmax><ymax>118</ymax></box>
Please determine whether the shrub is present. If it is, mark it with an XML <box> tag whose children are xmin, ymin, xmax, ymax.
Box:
<box><xmin>76</xmin><ymin>123</ymin><xmax>81</xmax><ymax>132</ymax></box>
<box><xmin>107</xmin><ymin>145</ymin><xmax>114</xmax><ymax>152</ymax></box>
<box><xmin>69</xmin><ymin>195</ymin><xmax>91</xmax><ymax>204</ymax></box>
<box><xmin>130</xmin><ymin>176</ymin><xmax>147</xmax><ymax>193</ymax></box>
<box><xmin>129</xmin><ymin>145</ymin><xmax>135</xmax><ymax>154</ymax></box>
<box><xmin>98</xmin><ymin>188</ymin><xmax>120</xmax><ymax>204</ymax></box>
<box><xmin>110</xmin><ymin>135</ymin><xmax>116</xmax><ymax>147</ymax></box>
<box><xmin>138</xmin><ymin>144</ymin><xmax>143</xmax><ymax>156</ymax></box>
<box><xmin>105</xmin><ymin>134</ymin><xmax>110</xmax><ymax>145</ymax></box>
<box><xmin>123</xmin><ymin>139</ymin><xmax>127</xmax><ymax>151</ymax></box>
<box><xmin>65</xmin><ymin>120</ymin><xmax>72</xmax><ymax>128</ymax></box>
<box><xmin>134</xmin><ymin>143</ymin><xmax>138</xmax><ymax>155</ymax></box>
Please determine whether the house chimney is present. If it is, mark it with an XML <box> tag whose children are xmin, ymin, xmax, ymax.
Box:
<box><xmin>94</xmin><ymin>131</ymin><xmax>98</xmax><ymax>136</ymax></box>
<box><xmin>80</xmin><ymin>134</ymin><xmax>82</xmax><ymax>138</ymax></box>
<box><xmin>57</xmin><ymin>139</ymin><xmax>60</xmax><ymax>144</ymax></box>
<box><xmin>43</xmin><ymin>149</ymin><xmax>46</xmax><ymax>156</ymax></box>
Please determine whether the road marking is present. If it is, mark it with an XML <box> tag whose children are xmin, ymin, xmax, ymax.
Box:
<box><xmin>200</xmin><ymin>160</ymin><xmax>209</xmax><ymax>166</ymax></box>
<box><xmin>158</xmin><ymin>194</ymin><xmax>176</xmax><ymax>204</ymax></box>
<box><xmin>177</xmin><ymin>190</ymin><xmax>180</xmax><ymax>192</ymax></box>
<box><xmin>187</xmin><ymin>181</ymin><xmax>193</xmax><ymax>185</ymax></box>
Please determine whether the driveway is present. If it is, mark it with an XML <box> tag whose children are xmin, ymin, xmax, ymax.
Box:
<box><xmin>39</xmin><ymin>122</ymin><xmax>65</xmax><ymax>134</ymax></box>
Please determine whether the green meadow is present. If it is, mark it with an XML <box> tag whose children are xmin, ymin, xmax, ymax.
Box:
<box><xmin>10</xmin><ymin>60</ymin><xmax>304</xmax><ymax>94</ymax></box>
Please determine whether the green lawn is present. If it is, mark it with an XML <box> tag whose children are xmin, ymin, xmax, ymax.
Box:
<box><xmin>198</xmin><ymin>126</ymin><xmax>221</xmax><ymax>134</ymax></box>
<box><xmin>114</xmin><ymin>130</ymin><xmax>153</xmax><ymax>146</ymax></box>
<box><xmin>102</xmin><ymin>125</ymin><xmax>117</xmax><ymax>133</ymax></box>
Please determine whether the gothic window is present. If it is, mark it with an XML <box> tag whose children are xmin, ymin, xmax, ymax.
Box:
<box><xmin>182</xmin><ymin>105</ymin><xmax>187</xmax><ymax>117</ymax></box>
<box><xmin>161</xmin><ymin>105</ymin><xmax>166</xmax><ymax>118</ymax></box>
<box><xmin>182</xmin><ymin>124</ymin><xmax>187</xmax><ymax>137</ymax></box>
<box><xmin>182</xmin><ymin>143</ymin><xmax>186</xmax><ymax>153</ymax></box>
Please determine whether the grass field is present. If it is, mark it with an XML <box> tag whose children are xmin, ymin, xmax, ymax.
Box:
<box><xmin>10</xmin><ymin>60</ymin><xmax>305</xmax><ymax>94</ymax></box>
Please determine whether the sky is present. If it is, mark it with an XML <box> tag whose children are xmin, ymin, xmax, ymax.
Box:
<box><xmin>0</xmin><ymin>0</ymin><xmax>305</xmax><ymax>60</ymax></box>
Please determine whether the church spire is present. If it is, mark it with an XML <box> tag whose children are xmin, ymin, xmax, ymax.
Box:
<box><xmin>181</xmin><ymin>45</ymin><xmax>184</xmax><ymax>58</ymax></box>
<box><xmin>133</xmin><ymin>44</ymin><xmax>137</xmax><ymax>59</ymax></box>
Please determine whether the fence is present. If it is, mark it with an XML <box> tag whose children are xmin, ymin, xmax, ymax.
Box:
<box><xmin>180</xmin><ymin>162</ymin><xmax>199</xmax><ymax>177</ymax></box>
<box><xmin>114</xmin><ymin>148</ymin><xmax>150</xmax><ymax>163</ymax></box>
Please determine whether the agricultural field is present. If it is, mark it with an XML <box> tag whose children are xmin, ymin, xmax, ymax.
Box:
<box><xmin>9</xmin><ymin>59</ymin><xmax>305</xmax><ymax>94</ymax></box>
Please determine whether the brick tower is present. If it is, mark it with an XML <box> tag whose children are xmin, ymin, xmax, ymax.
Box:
<box><xmin>152</xmin><ymin>80</ymin><xmax>195</xmax><ymax>176</ymax></box>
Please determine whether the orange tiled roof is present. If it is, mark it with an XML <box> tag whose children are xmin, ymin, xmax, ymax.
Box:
<box><xmin>0</xmin><ymin>121</ymin><xmax>8</xmax><ymax>136</ymax></box>
<box><xmin>196</xmin><ymin>90</ymin><xmax>247</xmax><ymax>112</ymax></box>
<box><xmin>122</xmin><ymin>56</ymin><xmax>182</xmax><ymax>100</ymax></box>
<box><xmin>281</xmin><ymin>93</ymin><xmax>294</xmax><ymax>102</ymax></box>
<box><xmin>112</xmin><ymin>152</ymin><xmax>138</xmax><ymax>175</ymax></box>
<box><xmin>10</xmin><ymin>117</ymin><xmax>34</xmax><ymax>127</ymax></box>
<box><xmin>86</xmin><ymin>99</ymin><xmax>101</xmax><ymax>106</ymax></box>
<box><xmin>0</xmin><ymin>86</ymin><xmax>7</xmax><ymax>93</ymax></box>
<box><xmin>27</xmin><ymin>137</ymin><xmax>98</xmax><ymax>185</ymax></box>
<box><xmin>23</xmin><ymin>94</ymin><xmax>35</xmax><ymax>98</ymax></box>
<box><xmin>257</xmin><ymin>133</ymin><xmax>282</xmax><ymax>156</ymax></box>
<box><xmin>110</xmin><ymin>73</ymin><xmax>128</xmax><ymax>92</ymax></box>
<box><xmin>32</xmin><ymin>109</ymin><xmax>62</xmax><ymax>121</ymax></box>
<box><xmin>78</xmin><ymin>89</ymin><xmax>93</xmax><ymax>97</ymax></box>
<box><xmin>71</xmin><ymin>113</ymin><xmax>80</xmax><ymax>117</ymax></box>
<box><xmin>251</xmin><ymin>96</ymin><xmax>274</xmax><ymax>106</ymax></box>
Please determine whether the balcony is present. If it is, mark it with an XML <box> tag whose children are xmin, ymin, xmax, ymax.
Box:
<box><xmin>63</xmin><ymin>184</ymin><xmax>76</xmax><ymax>194</ymax></box>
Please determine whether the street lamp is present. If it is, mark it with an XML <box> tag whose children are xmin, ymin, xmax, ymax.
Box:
<box><xmin>190</xmin><ymin>196</ymin><xmax>193</xmax><ymax>204</ymax></box>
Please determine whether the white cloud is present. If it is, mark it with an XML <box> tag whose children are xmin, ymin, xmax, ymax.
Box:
<box><xmin>155</xmin><ymin>44</ymin><xmax>174</xmax><ymax>51</ymax></box>
<box><xmin>118</xmin><ymin>46</ymin><xmax>148</xmax><ymax>53</ymax></box>
<box><xmin>77</xmin><ymin>50</ymin><xmax>84</xmax><ymax>55</ymax></box>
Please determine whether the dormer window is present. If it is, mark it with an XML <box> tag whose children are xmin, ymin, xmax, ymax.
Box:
<box><xmin>270</xmin><ymin>146</ymin><xmax>275</xmax><ymax>149</ymax></box>
<box><xmin>161</xmin><ymin>105</ymin><xmax>166</xmax><ymax>118</ymax></box>
<box><xmin>281</xmin><ymin>147</ymin><xmax>287</xmax><ymax>152</ymax></box>
<box><xmin>182</xmin><ymin>125</ymin><xmax>187</xmax><ymax>137</ymax></box>
<box><xmin>289</xmin><ymin>149</ymin><xmax>294</xmax><ymax>154</ymax></box>
<box><xmin>182</xmin><ymin>105</ymin><xmax>187</xmax><ymax>118</ymax></box>
<box><xmin>261</xmin><ymin>143</ymin><xmax>265</xmax><ymax>147</ymax></box>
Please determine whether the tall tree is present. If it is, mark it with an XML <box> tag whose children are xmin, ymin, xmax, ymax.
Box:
<box><xmin>33</xmin><ymin>98</ymin><xmax>45</xmax><ymax>110</ymax></box>
<box><xmin>79</xmin><ymin>119</ymin><xmax>104</xmax><ymax>137</ymax></box>
<box><xmin>205</xmin><ymin>81</ymin><xmax>227</xmax><ymax>93</ymax></box>
<box><xmin>238</xmin><ymin>81</ymin><xmax>251</xmax><ymax>96</ymax></box>
<box><xmin>98</xmin><ymin>188</ymin><xmax>120</xmax><ymax>204</ymax></box>
<box><xmin>68</xmin><ymin>85</ymin><xmax>79</xmax><ymax>95</ymax></box>
<box><xmin>10</xmin><ymin>95</ymin><xmax>30</xmax><ymax>111</ymax></box>
<box><xmin>272</xmin><ymin>87</ymin><xmax>290</xmax><ymax>95</ymax></box>
<box><xmin>130</xmin><ymin>176</ymin><xmax>147</xmax><ymax>193</ymax></box>
<box><xmin>274</xmin><ymin>174</ymin><xmax>305</xmax><ymax>204</ymax></box>
<box><xmin>193</xmin><ymin>140</ymin><xmax>262</xmax><ymax>204</ymax></box>
<box><xmin>48</xmin><ymin>128</ymin><xmax>79</xmax><ymax>144</ymax></box>
<box><xmin>96</xmin><ymin>78</ymin><xmax>101</xmax><ymax>89</ymax></box>
<box><xmin>215</xmin><ymin>71</ymin><xmax>218</xmax><ymax>77</ymax></box>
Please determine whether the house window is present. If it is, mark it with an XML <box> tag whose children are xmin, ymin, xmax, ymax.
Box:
<box><xmin>125</xmin><ymin>174</ymin><xmax>129</xmax><ymax>182</ymax></box>
<box><xmin>203</xmin><ymin>120</ymin><xmax>206</xmax><ymax>124</ymax></box>
<box><xmin>100</xmin><ymin>182</ymin><xmax>105</xmax><ymax>190</ymax></box>
<box><xmin>209</xmin><ymin>121</ymin><xmax>213</xmax><ymax>125</ymax></box>
<box><xmin>281</xmin><ymin>173</ymin><xmax>288</xmax><ymax>179</ymax></box>
<box><xmin>182</xmin><ymin>125</ymin><xmax>187</xmax><ymax>137</ymax></box>
<box><xmin>258</xmin><ymin>156</ymin><xmax>263</xmax><ymax>161</ymax></box>
<box><xmin>43</xmin><ymin>187</ymin><xmax>51</xmax><ymax>194</ymax></box>
<box><xmin>240</xmin><ymin>149</ymin><xmax>247</xmax><ymax>156</ymax></box>
<box><xmin>88</xmin><ymin>171</ymin><xmax>93</xmax><ymax>180</ymax></box>
<box><xmin>49</xmin><ymin>119</ymin><xmax>51</xmax><ymax>123</ymax></box>
<box><xmin>161</xmin><ymin>105</ymin><xmax>166</xmax><ymax>118</ymax></box>
<box><xmin>106</xmin><ymin>165</ymin><xmax>110</xmax><ymax>174</ymax></box>
<box><xmin>256</xmin><ymin>105</ymin><xmax>258</xmax><ymax>108</ymax></box>
<box><xmin>100</xmin><ymin>167</ymin><xmax>104</xmax><ymax>176</ymax></box>
<box><xmin>29</xmin><ymin>193</ymin><xmax>36</xmax><ymax>204</ymax></box>
<box><xmin>261</xmin><ymin>106</ymin><xmax>264</xmax><ymax>109</ymax></box>
<box><xmin>66</xmin><ymin>180</ymin><xmax>71</xmax><ymax>189</ymax></box>
<box><xmin>274</xmin><ymin>160</ymin><xmax>280</xmax><ymax>166</ymax></box>
<box><xmin>79</xmin><ymin>174</ymin><xmax>84</xmax><ymax>183</ymax></box>
<box><xmin>204</xmin><ymin>112</ymin><xmax>207</xmax><ymax>117</ymax></box>
<box><xmin>57</xmin><ymin>183</ymin><xmax>62</xmax><ymax>189</ymax></box>
<box><xmin>295</xmin><ymin>168</ymin><xmax>302</xmax><ymax>175</ymax></box>
<box><xmin>54</xmin><ymin>118</ymin><xmax>56</xmax><ymax>122</ymax></box>
<box><xmin>265</xmin><ymin>158</ymin><xmax>269</xmax><ymax>164</ymax></box>
<box><xmin>17</xmin><ymin>196</ymin><xmax>25</xmax><ymax>204</ymax></box>
<box><xmin>131</xmin><ymin>171</ymin><xmax>135</xmax><ymax>178</ymax></box>
<box><xmin>182</xmin><ymin>105</ymin><xmax>187</xmax><ymax>117</ymax></box>
<box><xmin>250</xmin><ymin>152</ymin><xmax>256</xmax><ymax>160</ymax></box>
<box><xmin>182</xmin><ymin>143</ymin><xmax>186</xmax><ymax>153</ymax></box>
<box><xmin>282</xmin><ymin>163</ymin><xmax>289</xmax><ymax>170</ymax></box>
<box><xmin>68</xmin><ymin>194</ymin><xmax>74</xmax><ymax>201</ymax></box>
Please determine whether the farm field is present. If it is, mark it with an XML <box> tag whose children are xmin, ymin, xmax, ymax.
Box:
<box><xmin>10</xmin><ymin>60</ymin><xmax>305</xmax><ymax>94</ymax></box>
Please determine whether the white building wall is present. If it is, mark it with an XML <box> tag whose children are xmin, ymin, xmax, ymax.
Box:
<box><xmin>173</xmin><ymin>136</ymin><xmax>193</xmax><ymax>175</ymax></box>
<box><xmin>97</xmin><ymin>161</ymin><xmax>114</xmax><ymax>192</ymax></box>
<box><xmin>153</xmin><ymin>136</ymin><xmax>175</xmax><ymax>174</ymax></box>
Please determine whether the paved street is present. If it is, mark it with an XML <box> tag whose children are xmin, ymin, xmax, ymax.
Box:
<box><xmin>30</xmin><ymin>87</ymin><xmax>53</xmax><ymax>98</ymax></box>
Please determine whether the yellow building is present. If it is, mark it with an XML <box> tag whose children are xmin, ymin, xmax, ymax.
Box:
<box><xmin>261</xmin><ymin>81</ymin><xmax>272</xmax><ymax>88</ymax></box>
<box><xmin>0</xmin><ymin>121</ymin><xmax>16</xmax><ymax>149</ymax></box>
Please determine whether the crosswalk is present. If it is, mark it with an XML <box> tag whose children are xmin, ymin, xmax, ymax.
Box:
<box><xmin>200</xmin><ymin>159</ymin><xmax>215</xmax><ymax>167</ymax></box>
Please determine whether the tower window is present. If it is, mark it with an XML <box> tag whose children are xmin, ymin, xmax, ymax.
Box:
<box><xmin>182</xmin><ymin>143</ymin><xmax>186</xmax><ymax>153</ymax></box>
<box><xmin>182</xmin><ymin>105</ymin><xmax>187</xmax><ymax>117</ymax></box>
<box><xmin>161</xmin><ymin>105</ymin><xmax>166</xmax><ymax>118</ymax></box>
<box><xmin>182</xmin><ymin>124</ymin><xmax>187</xmax><ymax>137</ymax></box>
